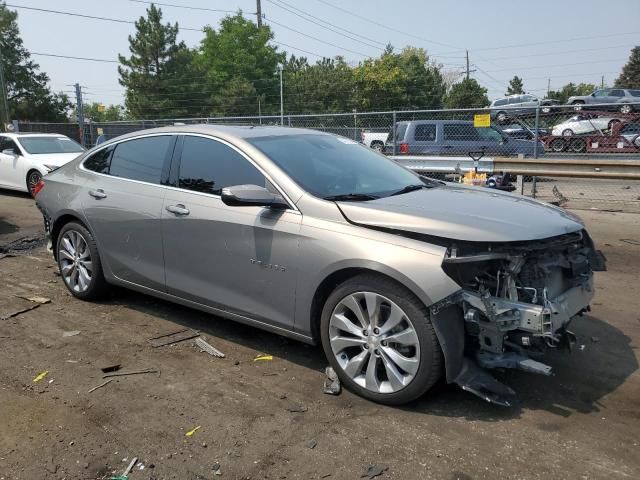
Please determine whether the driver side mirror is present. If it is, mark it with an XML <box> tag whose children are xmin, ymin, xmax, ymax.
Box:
<box><xmin>221</xmin><ymin>184</ymin><xmax>289</xmax><ymax>209</ymax></box>
<box><xmin>1</xmin><ymin>148</ymin><xmax>17</xmax><ymax>156</ymax></box>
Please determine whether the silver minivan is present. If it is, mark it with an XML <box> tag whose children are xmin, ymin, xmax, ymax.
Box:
<box><xmin>35</xmin><ymin>125</ymin><xmax>601</xmax><ymax>406</ymax></box>
<box><xmin>490</xmin><ymin>94</ymin><xmax>558</xmax><ymax>122</ymax></box>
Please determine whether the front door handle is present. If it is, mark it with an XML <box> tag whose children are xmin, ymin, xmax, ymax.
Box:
<box><xmin>88</xmin><ymin>189</ymin><xmax>107</xmax><ymax>199</ymax></box>
<box><xmin>165</xmin><ymin>204</ymin><xmax>190</xmax><ymax>216</ymax></box>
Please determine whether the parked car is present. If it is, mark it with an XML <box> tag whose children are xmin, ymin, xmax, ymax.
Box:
<box><xmin>361</xmin><ymin>130</ymin><xmax>389</xmax><ymax>152</ymax></box>
<box><xmin>34</xmin><ymin>125</ymin><xmax>601</xmax><ymax>406</ymax></box>
<box><xmin>499</xmin><ymin>123</ymin><xmax>549</xmax><ymax>140</ymax></box>
<box><xmin>385</xmin><ymin>120</ymin><xmax>544</xmax><ymax>157</ymax></box>
<box><xmin>567</xmin><ymin>88</ymin><xmax>640</xmax><ymax>113</ymax></box>
<box><xmin>619</xmin><ymin>122</ymin><xmax>640</xmax><ymax>147</ymax></box>
<box><xmin>489</xmin><ymin>94</ymin><xmax>559</xmax><ymax>122</ymax></box>
<box><xmin>551</xmin><ymin>114</ymin><xmax>619</xmax><ymax>136</ymax></box>
<box><xmin>0</xmin><ymin>133</ymin><xmax>85</xmax><ymax>196</ymax></box>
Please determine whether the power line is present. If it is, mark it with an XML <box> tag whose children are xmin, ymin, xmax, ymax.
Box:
<box><xmin>127</xmin><ymin>0</ymin><xmax>236</xmax><ymax>14</ymax></box>
<box><xmin>312</xmin><ymin>0</ymin><xmax>463</xmax><ymax>51</ymax></box>
<box><xmin>481</xmin><ymin>58</ymin><xmax>627</xmax><ymax>74</ymax></box>
<box><xmin>32</xmin><ymin>52</ymin><xmax>119</xmax><ymax>63</ymax></box>
<box><xmin>264</xmin><ymin>16</ymin><xmax>371</xmax><ymax>57</ymax></box>
<box><xmin>266</xmin><ymin>0</ymin><xmax>385</xmax><ymax>50</ymax></box>
<box><xmin>480</xmin><ymin>44</ymin><xmax>636</xmax><ymax>62</ymax></box>
<box><xmin>469</xmin><ymin>31</ymin><xmax>640</xmax><ymax>53</ymax></box>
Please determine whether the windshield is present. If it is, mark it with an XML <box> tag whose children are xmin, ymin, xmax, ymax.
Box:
<box><xmin>248</xmin><ymin>134</ymin><xmax>429</xmax><ymax>199</ymax></box>
<box><xmin>18</xmin><ymin>136</ymin><xmax>84</xmax><ymax>154</ymax></box>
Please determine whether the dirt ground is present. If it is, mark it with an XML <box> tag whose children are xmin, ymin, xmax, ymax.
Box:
<box><xmin>1</xmin><ymin>188</ymin><xmax>639</xmax><ymax>480</ymax></box>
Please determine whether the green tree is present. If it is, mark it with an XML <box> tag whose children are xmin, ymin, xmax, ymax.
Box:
<box><xmin>118</xmin><ymin>4</ymin><xmax>198</xmax><ymax>118</ymax></box>
<box><xmin>353</xmin><ymin>45</ymin><xmax>446</xmax><ymax>111</ymax></box>
<box><xmin>547</xmin><ymin>82</ymin><xmax>596</xmax><ymax>104</ymax></box>
<box><xmin>76</xmin><ymin>102</ymin><xmax>125</xmax><ymax>122</ymax></box>
<box><xmin>506</xmin><ymin>75</ymin><xmax>524</xmax><ymax>95</ymax></box>
<box><xmin>615</xmin><ymin>46</ymin><xmax>640</xmax><ymax>88</ymax></box>
<box><xmin>195</xmin><ymin>13</ymin><xmax>285</xmax><ymax>116</ymax></box>
<box><xmin>283</xmin><ymin>56</ymin><xmax>355</xmax><ymax>114</ymax></box>
<box><xmin>0</xmin><ymin>2</ymin><xmax>70</xmax><ymax>125</ymax></box>
<box><xmin>444</xmin><ymin>77</ymin><xmax>489</xmax><ymax>108</ymax></box>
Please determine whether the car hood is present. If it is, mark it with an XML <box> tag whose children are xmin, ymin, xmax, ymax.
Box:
<box><xmin>337</xmin><ymin>184</ymin><xmax>583</xmax><ymax>243</ymax></box>
<box><xmin>30</xmin><ymin>152</ymin><xmax>83</xmax><ymax>167</ymax></box>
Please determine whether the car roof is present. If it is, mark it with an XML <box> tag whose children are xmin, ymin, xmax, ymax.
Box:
<box><xmin>95</xmin><ymin>124</ymin><xmax>330</xmax><ymax>146</ymax></box>
<box><xmin>396</xmin><ymin>120</ymin><xmax>473</xmax><ymax>126</ymax></box>
<box><xmin>0</xmin><ymin>132</ymin><xmax>69</xmax><ymax>139</ymax></box>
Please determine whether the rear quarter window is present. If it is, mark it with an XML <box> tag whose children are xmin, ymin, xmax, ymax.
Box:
<box><xmin>83</xmin><ymin>146</ymin><xmax>114</xmax><ymax>174</ymax></box>
<box><xmin>108</xmin><ymin>135</ymin><xmax>173</xmax><ymax>184</ymax></box>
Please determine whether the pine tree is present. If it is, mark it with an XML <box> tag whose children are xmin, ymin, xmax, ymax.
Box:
<box><xmin>506</xmin><ymin>75</ymin><xmax>524</xmax><ymax>95</ymax></box>
<box><xmin>615</xmin><ymin>46</ymin><xmax>640</xmax><ymax>88</ymax></box>
<box><xmin>118</xmin><ymin>4</ymin><xmax>198</xmax><ymax>118</ymax></box>
<box><xmin>0</xmin><ymin>2</ymin><xmax>70</xmax><ymax>124</ymax></box>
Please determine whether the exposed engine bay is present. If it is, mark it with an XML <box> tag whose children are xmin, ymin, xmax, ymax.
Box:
<box><xmin>432</xmin><ymin>230</ymin><xmax>605</xmax><ymax>406</ymax></box>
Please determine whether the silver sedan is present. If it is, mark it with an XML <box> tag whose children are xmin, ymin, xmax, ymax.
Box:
<box><xmin>35</xmin><ymin>125</ymin><xmax>601</xmax><ymax>406</ymax></box>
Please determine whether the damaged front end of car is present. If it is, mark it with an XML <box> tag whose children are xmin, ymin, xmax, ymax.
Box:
<box><xmin>430</xmin><ymin>230</ymin><xmax>606</xmax><ymax>406</ymax></box>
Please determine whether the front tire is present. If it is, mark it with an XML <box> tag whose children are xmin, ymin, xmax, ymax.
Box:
<box><xmin>26</xmin><ymin>170</ymin><xmax>42</xmax><ymax>197</ymax></box>
<box><xmin>620</xmin><ymin>104</ymin><xmax>632</xmax><ymax>114</ymax></box>
<box><xmin>56</xmin><ymin>222</ymin><xmax>109</xmax><ymax>300</ymax></box>
<box><xmin>320</xmin><ymin>274</ymin><xmax>442</xmax><ymax>405</ymax></box>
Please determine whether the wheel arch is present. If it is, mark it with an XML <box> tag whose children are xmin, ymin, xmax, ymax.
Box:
<box><xmin>307</xmin><ymin>262</ymin><xmax>434</xmax><ymax>345</ymax></box>
<box><xmin>50</xmin><ymin>212</ymin><xmax>90</xmax><ymax>261</ymax></box>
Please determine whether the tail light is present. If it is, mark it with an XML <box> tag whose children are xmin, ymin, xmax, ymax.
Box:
<box><xmin>32</xmin><ymin>179</ymin><xmax>45</xmax><ymax>198</ymax></box>
<box><xmin>399</xmin><ymin>143</ymin><xmax>409</xmax><ymax>154</ymax></box>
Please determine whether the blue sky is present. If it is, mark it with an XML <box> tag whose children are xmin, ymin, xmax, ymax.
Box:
<box><xmin>10</xmin><ymin>0</ymin><xmax>640</xmax><ymax>109</ymax></box>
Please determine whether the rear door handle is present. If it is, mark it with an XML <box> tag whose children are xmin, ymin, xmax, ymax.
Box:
<box><xmin>88</xmin><ymin>189</ymin><xmax>107</xmax><ymax>199</ymax></box>
<box><xmin>165</xmin><ymin>204</ymin><xmax>190</xmax><ymax>216</ymax></box>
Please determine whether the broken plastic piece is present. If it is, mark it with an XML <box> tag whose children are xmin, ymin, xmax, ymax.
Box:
<box><xmin>185</xmin><ymin>426</ymin><xmax>201</xmax><ymax>436</ymax></box>
<box><xmin>33</xmin><ymin>371</ymin><xmax>48</xmax><ymax>383</ymax></box>
<box><xmin>454</xmin><ymin>359</ymin><xmax>516</xmax><ymax>407</ymax></box>
<box><xmin>195</xmin><ymin>337</ymin><xmax>225</xmax><ymax>358</ymax></box>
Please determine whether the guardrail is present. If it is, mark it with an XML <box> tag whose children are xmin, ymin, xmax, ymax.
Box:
<box><xmin>390</xmin><ymin>155</ymin><xmax>640</xmax><ymax>180</ymax></box>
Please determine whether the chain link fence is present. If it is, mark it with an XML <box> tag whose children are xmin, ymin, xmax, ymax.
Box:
<box><xmin>14</xmin><ymin>102</ymin><xmax>640</xmax><ymax>212</ymax></box>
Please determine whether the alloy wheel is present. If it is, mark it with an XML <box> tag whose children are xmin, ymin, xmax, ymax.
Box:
<box><xmin>329</xmin><ymin>292</ymin><xmax>420</xmax><ymax>394</ymax></box>
<box><xmin>27</xmin><ymin>171</ymin><xmax>42</xmax><ymax>197</ymax></box>
<box><xmin>59</xmin><ymin>230</ymin><xmax>93</xmax><ymax>293</ymax></box>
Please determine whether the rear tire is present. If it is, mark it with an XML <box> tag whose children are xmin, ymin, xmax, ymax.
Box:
<box><xmin>619</xmin><ymin>104</ymin><xmax>632</xmax><ymax>114</ymax></box>
<box><xmin>320</xmin><ymin>274</ymin><xmax>442</xmax><ymax>405</ymax></box>
<box><xmin>572</xmin><ymin>101</ymin><xmax>584</xmax><ymax>111</ymax></box>
<box><xmin>549</xmin><ymin>138</ymin><xmax>566</xmax><ymax>152</ymax></box>
<box><xmin>496</xmin><ymin>111</ymin><xmax>508</xmax><ymax>123</ymax></box>
<box><xmin>569</xmin><ymin>138</ymin><xmax>586</xmax><ymax>153</ymax></box>
<box><xmin>56</xmin><ymin>222</ymin><xmax>109</xmax><ymax>300</ymax></box>
<box><xmin>370</xmin><ymin>141</ymin><xmax>384</xmax><ymax>153</ymax></box>
<box><xmin>562</xmin><ymin>129</ymin><xmax>574</xmax><ymax>136</ymax></box>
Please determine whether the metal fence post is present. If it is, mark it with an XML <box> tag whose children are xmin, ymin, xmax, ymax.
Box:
<box><xmin>353</xmin><ymin>109</ymin><xmax>357</xmax><ymax>141</ymax></box>
<box><xmin>531</xmin><ymin>104</ymin><xmax>540</xmax><ymax>197</ymax></box>
<box><xmin>392</xmin><ymin>111</ymin><xmax>397</xmax><ymax>156</ymax></box>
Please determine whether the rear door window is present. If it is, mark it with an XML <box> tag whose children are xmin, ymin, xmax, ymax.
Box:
<box><xmin>629</xmin><ymin>90</ymin><xmax>640</xmax><ymax>97</ymax></box>
<box><xmin>413</xmin><ymin>124</ymin><xmax>436</xmax><ymax>142</ymax></box>
<box><xmin>493</xmin><ymin>98</ymin><xmax>508</xmax><ymax>107</ymax></box>
<box><xmin>394</xmin><ymin>124</ymin><xmax>408</xmax><ymax>141</ymax></box>
<box><xmin>177</xmin><ymin>136</ymin><xmax>265</xmax><ymax>195</ymax></box>
<box><xmin>443</xmin><ymin>124</ymin><xmax>480</xmax><ymax>141</ymax></box>
<box><xmin>0</xmin><ymin>137</ymin><xmax>20</xmax><ymax>154</ymax></box>
<box><xmin>109</xmin><ymin>135</ymin><xmax>173</xmax><ymax>184</ymax></box>
<box><xmin>610</xmin><ymin>89</ymin><xmax>625</xmax><ymax>97</ymax></box>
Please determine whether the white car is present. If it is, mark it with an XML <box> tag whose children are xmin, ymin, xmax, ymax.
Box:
<box><xmin>551</xmin><ymin>115</ymin><xmax>619</xmax><ymax>137</ymax></box>
<box><xmin>361</xmin><ymin>130</ymin><xmax>389</xmax><ymax>152</ymax></box>
<box><xmin>0</xmin><ymin>133</ymin><xmax>85</xmax><ymax>196</ymax></box>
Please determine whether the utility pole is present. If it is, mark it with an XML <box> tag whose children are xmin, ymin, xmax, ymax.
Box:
<box><xmin>74</xmin><ymin>83</ymin><xmax>86</xmax><ymax>147</ymax></box>
<box><xmin>547</xmin><ymin>78</ymin><xmax>551</xmax><ymax>97</ymax></box>
<box><xmin>0</xmin><ymin>41</ymin><xmax>10</xmax><ymax>131</ymax></box>
<box><xmin>256</xmin><ymin>0</ymin><xmax>262</xmax><ymax>27</ymax></box>
<box><xmin>278</xmin><ymin>64</ymin><xmax>284</xmax><ymax>126</ymax></box>
<box><xmin>601</xmin><ymin>75</ymin><xmax>605</xmax><ymax>89</ymax></box>
<box><xmin>466</xmin><ymin>50</ymin><xmax>470</xmax><ymax>80</ymax></box>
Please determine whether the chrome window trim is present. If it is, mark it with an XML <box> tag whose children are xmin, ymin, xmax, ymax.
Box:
<box><xmin>79</xmin><ymin>131</ymin><xmax>300</xmax><ymax>213</ymax></box>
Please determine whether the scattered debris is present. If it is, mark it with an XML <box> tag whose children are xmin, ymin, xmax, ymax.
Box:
<box><xmin>622</xmin><ymin>185</ymin><xmax>631</xmax><ymax>189</ymax></box>
<box><xmin>33</xmin><ymin>371</ymin><xmax>49</xmax><ymax>383</ymax></box>
<box><xmin>233</xmin><ymin>360</ymin><xmax>240</xmax><ymax>366</ymax></box>
<box><xmin>101</xmin><ymin>364</ymin><xmax>121</xmax><ymax>373</ymax></box>
<box><xmin>323</xmin><ymin>366</ymin><xmax>341</xmax><ymax>395</ymax></box>
<box><xmin>254</xmin><ymin>354</ymin><xmax>273</xmax><ymax>362</ymax></box>
<box><xmin>361</xmin><ymin>464</ymin><xmax>388</xmax><ymax>479</ymax></box>
<box><xmin>15</xmin><ymin>295</ymin><xmax>51</xmax><ymax>304</ymax></box>
<box><xmin>148</xmin><ymin>328</ymin><xmax>199</xmax><ymax>348</ymax></box>
<box><xmin>0</xmin><ymin>253</ymin><xmax>15</xmax><ymax>260</ymax></box>
<box><xmin>262</xmin><ymin>372</ymin><xmax>278</xmax><ymax>376</ymax></box>
<box><xmin>195</xmin><ymin>337</ymin><xmax>225</xmax><ymax>358</ymax></box>
<box><xmin>103</xmin><ymin>368</ymin><xmax>158</xmax><ymax>378</ymax></box>
<box><xmin>307</xmin><ymin>439</ymin><xmax>317</xmax><ymax>449</ymax></box>
<box><xmin>286</xmin><ymin>404</ymin><xmax>308</xmax><ymax>413</ymax></box>
<box><xmin>212</xmin><ymin>462</ymin><xmax>222</xmax><ymax>476</ymax></box>
<box><xmin>620</xmin><ymin>238</ymin><xmax>640</xmax><ymax>246</ymax></box>
<box><xmin>88</xmin><ymin>379</ymin><xmax>113</xmax><ymax>393</ymax></box>
<box><xmin>0</xmin><ymin>235</ymin><xmax>45</xmax><ymax>255</ymax></box>
<box><xmin>1</xmin><ymin>304</ymin><xmax>40</xmax><ymax>320</ymax></box>
<box><xmin>62</xmin><ymin>330</ymin><xmax>80</xmax><ymax>337</ymax></box>
<box><xmin>552</xmin><ymin>185</ymin><xmax>568</xmax><ymax>206</ymax></box>
<box><xmin>591</xmin><ymin>336</ymin><xmax>600</xmax><ymax>343</ymax></box>
<box><xmin>185</xmin><ymin>426</ymin><xmax>201</xmax><ymax>437</ymax></box>
<box><xmin>112</xmin><ymin>456</ymin><xmax>138</xmax><ymax>479</ymax></box>
<box><xmin>278</xmin><ymin>393</ymin><xmax>287</xmax><ymax>400</ymax></box>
